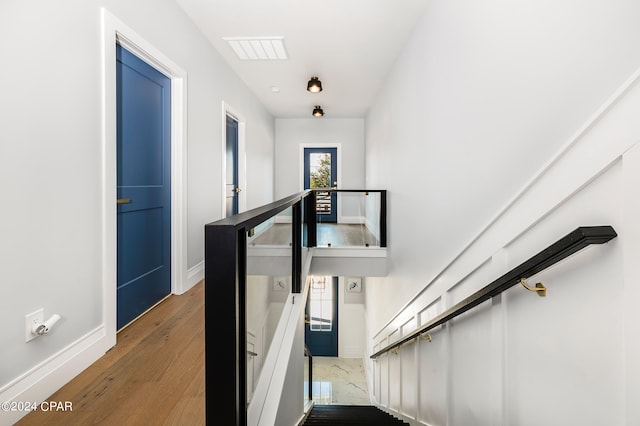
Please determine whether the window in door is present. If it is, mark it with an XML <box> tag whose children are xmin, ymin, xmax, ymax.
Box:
<box><xmin>304</xmin><ymin>147</ymin><xmax>337</xmax><ymax>223</ymax></box>
<box><xmin>305</xmin><ymin>276</ymin><xmax>338</xmax><ymax>356</ymax></box>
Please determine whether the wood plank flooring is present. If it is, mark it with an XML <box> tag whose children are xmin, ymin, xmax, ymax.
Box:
<box><xmin>316</xmin><ymin>224</ymin><xmax>378</xmax><ymax>247</ymax></box>
<box><xmin>16</xmin><ymin>281</ymin><xmax>205</xmax><ymax>426</ymax></box>
<box><xmin>251</xmin><ymin>223</ymin><xmax>379</xmax><ymax>247</ymax></box>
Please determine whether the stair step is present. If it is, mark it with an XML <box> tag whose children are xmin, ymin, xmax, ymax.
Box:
<box><xmin>303</xmin><ymin>405</ymin><xmax>408</xmax><ymax>425</ymax></box>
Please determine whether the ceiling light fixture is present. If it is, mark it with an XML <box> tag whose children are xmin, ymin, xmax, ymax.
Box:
<box><xmin>307</xmin><ymin>76</ymin><xmax>323</xmax><ymax>93</ymax></box>
<box><xmin>312</xmin><ymin>106</ymin><xmax>324</xmax><ymax>117</ymax></box>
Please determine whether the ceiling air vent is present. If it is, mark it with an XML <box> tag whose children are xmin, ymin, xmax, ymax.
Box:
<box><xmin>223</xmin><ymin>37</ymin><xmax>288</xmax><ymax>60</ymax></box>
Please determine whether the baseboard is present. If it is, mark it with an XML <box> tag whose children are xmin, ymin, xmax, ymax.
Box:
<box><xmin>364</xmin><ymin>217</ymin><xmax>381</xmax><ymax>241</ymax></box>
<box><xmin>186</xmin><ymin>261</ymin><xmax>204</xmax><ymax>291</ymax></box>
<box><xmin>275</xmin><ymin>216</ymin><xmax>292</xmax><ymax>224</ymax></box>
<box><xmin>297</xmin><ymin>400</ymin><xmax>315</xmax><ymax>426</ymax></box>
<box><xmin>0</xmin><ymin>326</ymin><xmax>107</xmax><ymax>425</ymax></box>
<box><xmin>338</xmin><ymin>215</ymin><xmax>365</xmax><ymax>224</ymax></box>
<box><xmin>339</xmin><ymin>346</ymin><xmax>363</xmax><ymax>358</ymax></box>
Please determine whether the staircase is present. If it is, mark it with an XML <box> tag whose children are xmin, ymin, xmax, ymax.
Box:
<box><xmin>302</xmin><ymin>405</ymin><xmax>409</xmax><ymax>425</ymax></box>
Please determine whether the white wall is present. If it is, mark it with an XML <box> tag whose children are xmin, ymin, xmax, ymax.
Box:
<box><xmin>338</xmin><ymin>277</ymin><xmax>366</xmax><ymax>358</ymax></box>
<box><xmin>0</xmin><ymin>0</ymin><xmax>273</xmax><ymax>422</ymax></box>
<box><xmin>364</xmin><ymin>0</ymin><xmax>640</xmax><ymax>333</ymax></box>
<box><xmin>364</xmin><ymin>0</ymin><xmax>640</xmax><ymax>424</ymax></box>
<box><xmin>274</xmin><ymin>118</ymin><xmax>365</xmax><ymax>198</ymax></box>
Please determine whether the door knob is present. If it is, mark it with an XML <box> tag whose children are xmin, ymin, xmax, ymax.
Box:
<box><xmin>235</xmin><ymin>187</ymin><xmax>242</xmax><ymax>193</ymax></box>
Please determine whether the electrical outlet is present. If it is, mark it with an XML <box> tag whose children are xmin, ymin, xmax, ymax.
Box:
<box><xmin>25</xmin><ymin>309</ymin><xmax>44</xmax><ymax>343</ymax></box>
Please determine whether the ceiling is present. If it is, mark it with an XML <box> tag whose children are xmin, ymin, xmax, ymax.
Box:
<box><xmin>175</xmin><ymin>0</ymin><xmax>430</xmax><ymax>118</ymax></box>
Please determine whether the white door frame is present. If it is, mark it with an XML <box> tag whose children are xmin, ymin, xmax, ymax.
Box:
<box><xmin>221</xmin><ymin>101</ymin><xmax>247</xmax><ymax>216</ymax></box>
<box><xmin>298</xmin><ymin>143</ymin><xmax>342</xmax><ymax>191</ymax></box>
<box><xmin>299</xmin><ymin>143</ymin><xmax>343</xmax><ymax>220</ymax></box>
<box><xmin>101</xmin><ymin>9</ymin><xmax>188</xmax><ymax>349</ymax></box>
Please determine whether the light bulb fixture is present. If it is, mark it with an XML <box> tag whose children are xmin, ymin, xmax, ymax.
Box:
<box><xmin>307</xmin><ymin>76</ymin><xmax>323</xmax><ymax>93</ymax></box>
<box><xmin>312</xmin><ymin>106</ymin><xmax>324</xmax><ymax>117</ymax></box>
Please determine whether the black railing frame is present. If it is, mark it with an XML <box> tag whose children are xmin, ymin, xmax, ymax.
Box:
<box><xmin>308</xmin><ymin>189</ymin><xmax>387</xmax><ymax>248</ymax></box>
<box><xmin>204</xmin><ymin>189</ymin><xmax>387</xmax><ymax>425</ymax></box>
<box><xmin>370</xmin><ymin>225</ymin><xmax>617</xmax><ymax>360</ymax></box>
<box><xmin>304</xmin><ymin>344</ymin><xmax>313</xmax><ymax>403</ymax></box>
<box><xmin>205</xmin><ymin>191</ymin><xmax>310</xmax><ymax>425</ymax></box>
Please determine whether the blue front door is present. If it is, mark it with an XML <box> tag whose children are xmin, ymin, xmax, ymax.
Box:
<box><xmin>305</xmin><ymin>276</ymin><xmax>339</xmax><ymax>356</ymax></box>
<box><xmin>304</xmin><ymin>147</ymin><xmax>338</xmax><ymax>223</ymax></box>
<box><xmin>116</xmin><ymin>44</ymin><xmax>172</xmax><ymax>330</ymax></box>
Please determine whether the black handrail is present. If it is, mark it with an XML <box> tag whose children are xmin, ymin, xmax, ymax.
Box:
<box><xmin>204</xmin><ymin>188</ymin><xmax>387</xmax><ymax>425</ymax></box>
<box><xmin>212</xmin><ymin>190</ymin><xmax>312</xmax><ymax>229</ymax></box>
<box><xmin>205</xmin><ymin>191</ymin><xmax>312</xmax><ymax>426</ymax></box>
<box><xmin>304</xmin><ymin>344</ymin><xmax>313</xmax><ymax>402</ymax></box>
<box><xmin>370</xmin><ymin>225</ymin><xmax>617</xmax><ymax>359</ymax></box>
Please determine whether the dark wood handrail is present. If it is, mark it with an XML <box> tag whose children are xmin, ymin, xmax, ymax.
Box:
<box><xmin>370</xmin><ymin>225</ymin><xmax>617</xmax><ymax>359</ymax></box>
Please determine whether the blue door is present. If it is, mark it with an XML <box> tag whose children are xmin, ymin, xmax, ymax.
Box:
<box><xmin>304</xmin><ymin>148</ymin><xmax>337</xmax><ymax>223</ymax></box>
<box><xmin>305</xmin><ymin>276</ymin><xmax>338</xmax><ymax>356</ymax></box>
<box><xmin>225</xmin><ymin>115</ymin><xmax>239</xmax><ymax>216</ymax></box>
<box><xmin>116</xmin><ymin>44</ymin><xmax>171</xmax><ymax>330</ymax></box>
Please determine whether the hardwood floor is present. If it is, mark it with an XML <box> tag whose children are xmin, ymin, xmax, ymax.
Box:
<box><xmin>316</xmin><ymin>224</ymin><xmax>378</xmax><ymax>247</ymax></box>
<box><xmin>16</xmin><ymin>281</ymin><xmax>205</xmax><ymax>426</ymax></box>
<box><xmin>251</xmin><ymin>223</ymin><xmax>379</xmax><ymax>247</ymax></box>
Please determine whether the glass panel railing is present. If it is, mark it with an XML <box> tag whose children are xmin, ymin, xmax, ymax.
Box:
<box><xmin>302</xmin><ymin>195</ymin><xmax>309</xmax><ymax>248</ymax></box>
<box><xmin>303</xmin><ymin>344</ymin><xmax>313</xmax><ymax>407</ymax></box>
<box><xmin>314</xmin><ymin>190</ymin><xmax>383</xmax><ymax>248</ymax></box>
<box><xmin>248</xmin><ymin>207</ymin><xmax>293</xmax><ymax>247</ymax></box>
<box><xmin>246</xmin><ymin>207</ymin><xmax>293</xmax><ymax>403</ymax></box>
<box><xmin>204</xmin><ymin>189</ymin><xmax>384</xmax><ymax>422</ymax></box>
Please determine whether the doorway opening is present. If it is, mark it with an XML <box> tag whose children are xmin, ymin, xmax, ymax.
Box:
<box><xmin>304</xmin><ymin>147</ymin><xmax>338</xmax><ymax>223</ymax></box>
<box><xmin>221</xmin><ymin>103</ymin><xmax>246</xmax><ymax>217</ymax></box>
<box><xmin>116</xmin><ymin>44</ymin><xmax>172</xmax><ymax>330</ymax></box>
<box><xmin>305</xmin><ymin>276</ymin><xmax>339</xmax><ymax>356</ymax></box>
<box><xmin>103</xmin><ymin>9</ymin><xmax>188</xmax><ymax>348</ymax></box>
<box><xmin>225</xmin><ymin>114</ymin><xmax>239</xmax><ymax>216</ymax></box>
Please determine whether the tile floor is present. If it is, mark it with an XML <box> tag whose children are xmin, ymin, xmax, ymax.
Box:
<box><xmin>304</xmin><ymin>357</ymin><xmax>371</xmax><ymax>405</ymax></box>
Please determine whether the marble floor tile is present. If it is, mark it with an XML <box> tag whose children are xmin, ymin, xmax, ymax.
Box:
<box><xmin>304</xmin><ymin>356</ymin><xmax>371</xmax><ymax>405</ymax></box>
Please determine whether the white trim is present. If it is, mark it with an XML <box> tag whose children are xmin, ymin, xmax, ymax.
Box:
<box><xmin>299</xmin><ymin>143</ymin><xmax>343</xmax><ymax>191</ymax></box>
<box><xmin>0</xmin><ymin>327</ymin><xmax>106</xmax><ymax>425</ymax></box>
<box><xmin>101</xmin><ymin>8</ymin><xmax>189</xmax><ymax>347</ymax></box>
<box><xmin>274</xmin><ymin>215</ymin><xmax>292</xmax><ymax>224</ymax></box>
<box><xmin>221</xmin><ymin>102</ymin><xmax>247</xmax><ymax>217</ymax></box>
<box><xmin>248</xmin><ymin>252</ymin><xmax>313</xmax><ymax>425</ymax></box>
<box><xmin>339</xmin><ymin>215</ymin><xmax>366</xmax><ymax>224</ymax></box>
<box><xmin>622</xmin><ymin>142</ymin><xmax>640</xmax><ymax>425</ymax></box>
<box><xmin>371</xmin><ymin>65</ymin><xmax>640</xmax><ymax>341</ymax></box>
<box><xmin>312</xmin><ymin>247</ymin><xmax>388</xmax><ymax>257</ymax></box>
<box><xmin>368</xmin><ymin>65</ymin><xmax>640</xmax><ymax>423</ymax></box>
<box><xmin>299</xmin><ymin>143</ymin><xmax>343</xmax><ymax>218</ymax></box>
<box><xmin>186</xmin><ymin>261</ymin><xmax>205</xmax><ymax>290</ymax></box>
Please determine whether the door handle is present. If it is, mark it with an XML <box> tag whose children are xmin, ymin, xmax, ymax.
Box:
<box><xmin>235</xmin><ymin>187</ymin><xmax>242</xmax><ymax>193</ymax></box>
<box><xmin>117</xmin><ymin>198</ymin><xmax>132</xmax><ymax>204</ymax></box>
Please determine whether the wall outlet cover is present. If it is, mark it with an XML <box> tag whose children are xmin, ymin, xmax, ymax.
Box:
<box><xmin>25</xmin><ymin>309</ymin><xmax>44</xmax><ymax>343</ymax></box>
